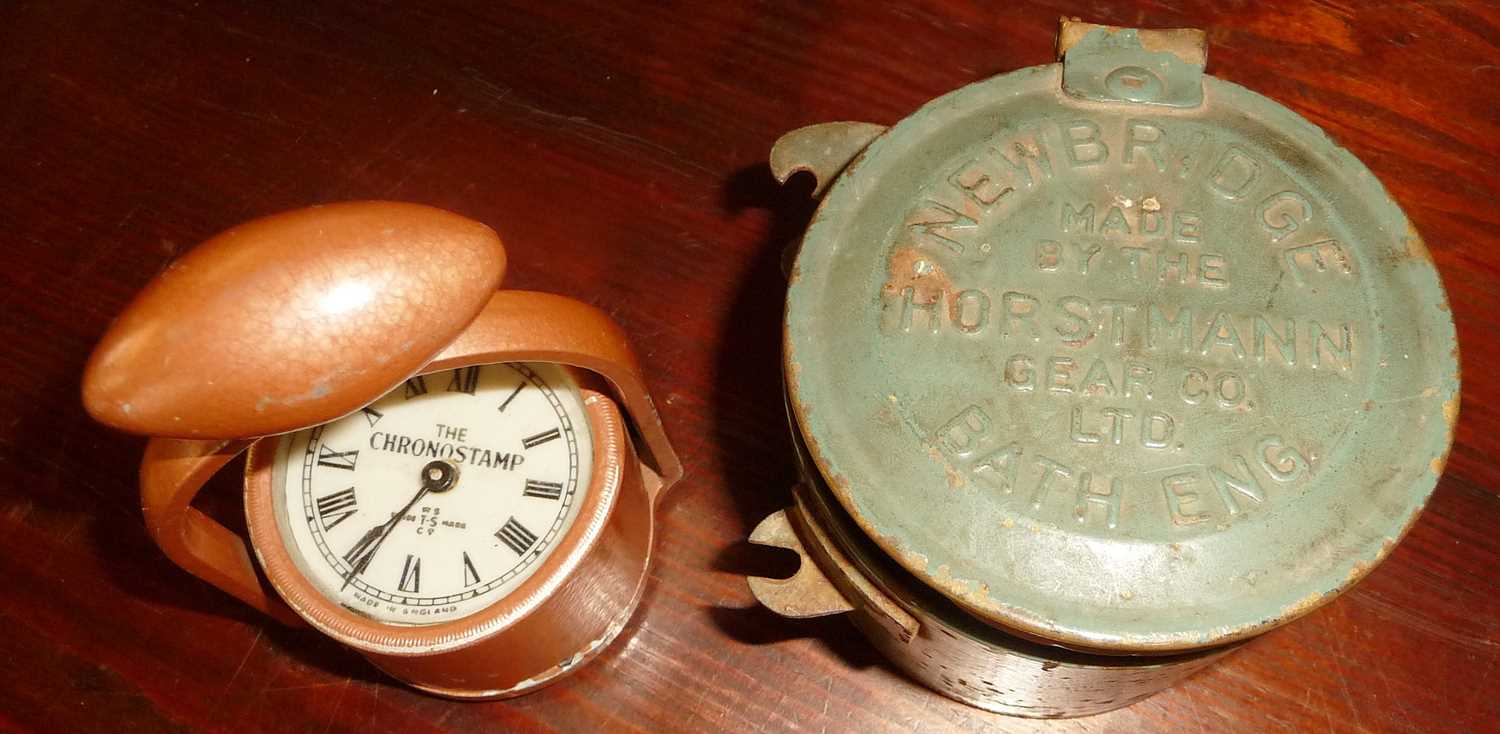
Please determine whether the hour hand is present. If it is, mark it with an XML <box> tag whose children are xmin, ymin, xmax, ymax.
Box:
<box><xmin>340</xmin><ymin>525</ymin><xmax>384</xmax><ymax>589</ymax></box>
<box><xmin>337</xmin><ymin>461</ymin><xmax>458</xmax><ymax>591</ymax></box>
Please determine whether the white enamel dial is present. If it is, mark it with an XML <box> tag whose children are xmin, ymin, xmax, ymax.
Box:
<box><xmin>267</xmin><ymin>362</ymin><xmax>592</xmax><ymax>625</ymax></box>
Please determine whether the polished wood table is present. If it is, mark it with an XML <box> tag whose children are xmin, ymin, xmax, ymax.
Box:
<box><xmin>2</xmin><ymin>2</ymin><xmax>1495</xmax><ymax>731</ymax></box>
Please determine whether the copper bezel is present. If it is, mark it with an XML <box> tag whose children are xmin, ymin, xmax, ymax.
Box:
<box><xmin>243</xmin><ymin>364</ymin><xmax>625</xmax><ymax>658</ymax></box>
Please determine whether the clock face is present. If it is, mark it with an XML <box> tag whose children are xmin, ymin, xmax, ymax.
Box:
<box><xmin>266</xmin><ymin>362</ymin><xmax>592</xmax><ymax>626</ymax></box>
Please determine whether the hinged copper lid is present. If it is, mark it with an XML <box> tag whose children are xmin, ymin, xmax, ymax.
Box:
<box><xmin>83</xmin><ymin>201</ymin><xmax>506</xmax><ymax>439</ymax></box>
<box><xmin>784</xmin><ymin>23</ymin><xmax>1459</xmax><ymax>653</ymax></box>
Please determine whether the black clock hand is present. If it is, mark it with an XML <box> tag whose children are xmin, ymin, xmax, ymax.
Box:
<box><xmin>340</xmin><ymin>460</ymin><xmax>458</xmax><ymax>590</ymax></box>
<box><xmin>340</xmin><ymin>523</ymin><xmax>394</xmax><ymax>586</ymax></box>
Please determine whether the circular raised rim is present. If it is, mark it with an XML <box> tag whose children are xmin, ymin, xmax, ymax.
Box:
<box><xmin>784</xmin><ymin>63</ymin><xmax>1460</xmax><ymax>652</ymax></box>
<box><xmin>285</xmin><ymin>363</ymin><xmax>585</xmax><ymax>614</ymax></box>
<box><xmin>245</xmin><ymin>367</ymin><xmax>626</xmax><ymax>656</ymax></box>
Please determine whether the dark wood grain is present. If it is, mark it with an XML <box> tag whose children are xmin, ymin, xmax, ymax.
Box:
<box><xmin>1</xmin><ymin>1</ymin><xmax>1496</xmax><ymax>731</ymax></box>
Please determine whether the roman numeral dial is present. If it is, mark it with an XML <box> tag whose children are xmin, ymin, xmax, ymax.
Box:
<box><xmin>360</xmin><ymin>407</ymin><xmax>383</xmax><ymax>427</ymax></box>
<box><xmin>462</xmin><ymin>552</ymin><xmax>481</xmax><ymax>587</ymax></box>
<box><xmin>316</xmin><ymin>445</ymin><xmax>358</xmax><ymax>470</ymax></box>
<box><xmin>524</xmin><ymin>479</ymin><xmax>563</xmax><ymax>500</ymax></box>
<box><xmin>446</xmin><ymin>366</ymin><xmax>480</xmax><ymax>394</ymax></box>
<box><xmin>496</xmin><ymin>517</ymin><xmax>539</xmax><ymax>555</ymax></box>
<box><xmin>498</xmin><ymin>382</ymin><xmax>525</xmax><ymax>412</ymax></box>
<box><xmin>314</xmin><ymin>487</ymin><xmax>358</xmax><ymax>529</ymax></box>
<box><xmin>398</xmin><ymin>555</ymin><xmax>422</xmax><ymax>593</ymax></box>
<box><xmin>281</xmin><ymin>362</ymin><xmax>592</xmax><ymax>626</ymax></box>
<box><xmin>521</xmin><ymin>428</ymin><xmax>561</xmax><ymax>449</ymax></box>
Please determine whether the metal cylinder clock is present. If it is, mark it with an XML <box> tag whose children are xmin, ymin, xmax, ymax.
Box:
<box><xmin>82</xmin><ymin>201</ymin><xmax>682</xmax><ymax>698</ymax></box>
<box><xmin>748</xmin><ymin>21</ymin><xmax>1459</xmax><ymax>717</ymax></box>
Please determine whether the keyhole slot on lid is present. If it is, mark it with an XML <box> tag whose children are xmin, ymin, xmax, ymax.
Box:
<box><xmin>1105</xmin><ymin>66</ymin><xmax>1163</xmax><ymax>102</ymax></box>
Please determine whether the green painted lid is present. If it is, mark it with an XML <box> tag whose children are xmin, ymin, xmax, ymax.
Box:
<box><xmin>784</xmin><ymin>23</ymin><xmax>1459</xmax><ymax>654</ymax></box>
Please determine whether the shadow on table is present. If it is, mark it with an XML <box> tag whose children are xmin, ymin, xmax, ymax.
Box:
<box><xmin>7</xmin><ymin>358</ymin><xmax>383</xmax><ymax>687</ymax></box>
<box><xmin>709</xmin><ymin>160</ymin><xmax>813</xmax><ymax>541</ymax></box>
<box><xmin>703</xmin><ymin>161</ymin><xmax>883</xmax><ymax>672</ymax></box>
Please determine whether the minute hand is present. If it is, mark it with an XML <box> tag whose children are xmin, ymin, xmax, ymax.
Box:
<box><xmin>339</xmin><ymin>460</ymin><xmax>457</xmax><ymax>590</ymax></box>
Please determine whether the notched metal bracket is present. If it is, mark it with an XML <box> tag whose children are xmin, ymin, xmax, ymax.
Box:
<box><xmin>769</xmin><ymin>122</ymin><xmax>887</xmax><ymax>198</ymax></box>
<box><xmin>1058</xmin><ymin>20</ymin><xmax>1206</xmax><ymax>108</ymax></box>
<box><xmin>749</xmin><ymin>488</ymin><xmax>923</xmax><ymax>644</ymax></box>
<box><xmin>748</xmin><ymin>509</ymin><xmax>855</xmax><ymax>618</ymax></box>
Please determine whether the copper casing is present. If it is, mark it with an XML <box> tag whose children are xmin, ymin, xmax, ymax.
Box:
<box><xmin>85</xmin><ymin>202</ymin><xmax>682</xmax><ymax>697</ymax></box>
<box><xmin>82</xmin><ymin>201</ymin><xmax>507</xmax><ymax>440</ymax></box>
<box><xmin>246</xmin><ymin>390</ymin><xmax>654</xmax><ymax>697</ymax></box>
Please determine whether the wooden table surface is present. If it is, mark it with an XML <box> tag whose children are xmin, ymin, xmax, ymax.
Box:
<box><xmin>2</xmin><ymin>2</ymin><xmax>1497</xmax><ymax>732</ymax></box>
